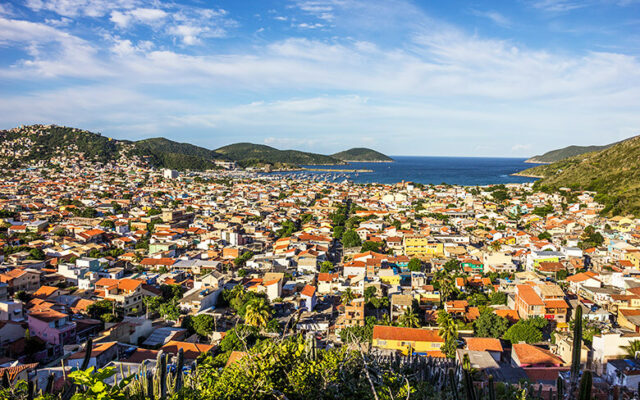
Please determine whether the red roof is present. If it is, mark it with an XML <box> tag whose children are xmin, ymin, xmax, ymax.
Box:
<box><xmin>372</xmin><ymin>325</ymin><xmax>443</xmax><ymax>343</ymax></box>
<box><xmin>301</xmin><ymin>285</ymin><xmax>316</xmax><ymax>297</ymax></box>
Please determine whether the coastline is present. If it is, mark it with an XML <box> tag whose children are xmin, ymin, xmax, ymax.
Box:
<box><xmin>524</xmin><ymin>159</ymin><xmax>552</xmax><ymax>164</ymax></box>
<box><xmin>511</xmin><ymin>172</ymin><xmax>544</xmax><ymax>178</ymax></box>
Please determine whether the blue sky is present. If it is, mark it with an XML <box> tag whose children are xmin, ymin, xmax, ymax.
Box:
<box><xmin>0</xmin><ymin>0</ymin><xmax>639</xmax><ymax>157</ymax></box>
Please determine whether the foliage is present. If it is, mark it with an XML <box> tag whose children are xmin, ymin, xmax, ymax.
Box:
<box><xmin>245</xmin><ymin>298</ymin><xmax>273</xmax><ymax>328</ymax></box>
<box><xmin>339</xmin><ymin>316</ymin><xmax>378</xmax><ymax>343</ymax></box>
<box><xmin>407</xmin><ymin>258</ymin><xmax>422</xmax><ymax>272</ymax></box>
<box><xmin>503</xmin><ymin>317</ymin><xmax>548</xmax><ymax>344</ymax></box>
<box><xmin>341</xmin><ymin>229</ymin><xmax>362</xmax><ymax>248</ymax></box>
<box><xmin>437</xmin><ymin>310</ymin><xmax>458</xmax><ymax>358</ymax></box>
<box><xmin>190</xmin><ymin>314</ymin><xmax>216</xmax><ymax>338</ymax></box>
<box><xmin>578</xmin><ymin>225</ymin><xmax>604</xmax><ymax>249</ymax></box>
<box><xmin>489</xmin><ymin>291</ymin><xmax>508</xmax><ymax>305</ymax></box>
<box><xmin>474</xmin><ymin>308</ymin><xmax>509</xmax><ymax>338</ymax></box>
<box><xmin>398</xmin><ymin>307</ymin><xmax>420</xmax><ymax>328</ymax></box>
<box><xmin>234</xmin><ymin>251</ymin><xmax>254</xmax><ymax>267</ymax></box>
<box><xmin>360</xmin><ymin>241</ymin><xmax>384</xmax><ymax>253</ymax></box>
<box><xmin>320</xmin><ymin>261</ymin><xmax>333</xmax><ymax>273</ymax></box>
<box><xmin>68</xmin><ymin>366</ymin><xmax>132</xmax><ymax>400</ymax></box>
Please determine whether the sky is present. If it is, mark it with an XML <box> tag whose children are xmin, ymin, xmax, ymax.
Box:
<box><xmin>0</xmin><ymin>0</ymin><xmax>639</xmax><ymax>157</ymax></box>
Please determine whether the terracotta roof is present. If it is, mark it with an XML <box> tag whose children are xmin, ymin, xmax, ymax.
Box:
<box><xmin>513</xmin><ymin>343</ymin><xmax>563</xmax><ymax>366</ymax></box>
<box><xmin>28</xmin><ymin>308</ymin><xmax>68</xmax><ymax>322</ymax></box>
<box><xmin>372</xmin><ymin>325</ymin><xmax>443</xmax><ymax>343</ymax></box>
<box><xmin>33</xmin><ymin>286</ymin><xmax>59</xmax><ymax>298</ymax></box>
<box><xmin>161</xmin><ymin>341</ymin><xmax>214</xmax><ymax>359</ymax></box>
<box><xmin>301</xmin><ymin>285</ymin><xmax>316</xmax><ymax>297</ymax></box>
<box><xmin>0</xmin><ymin>363</ymin><xmax>38</xmax><ymax>382</ymax></box>
<box><xmin>68</xmin><ymin>342</ymin><xmax>117</xmax><ymax>360</ymax></box>
<box><xmin>124</xmin><ymin>348</ymin><xmax>159</xmax><ymax>363</ymax></box>
<box><xmin>517</xmin><ymin>285</ymin><xmax>544</xmax><ymax>306</ymax></box>
<box><xmin>465</xmin><ymin>337</ymin><xmax>503</xmax><ymax>353</ymax></box>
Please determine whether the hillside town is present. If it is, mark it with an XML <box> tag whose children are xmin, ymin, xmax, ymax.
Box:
<box><xmin>2</xmin><ymin>161</ymin><xmax>640</xmax><ymax>399</ymax></box>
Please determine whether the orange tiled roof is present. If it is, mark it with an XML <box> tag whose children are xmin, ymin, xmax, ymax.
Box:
<box><xmin>465</xmin><ymin>337</ymin><xmax>503</xmax><ymax>352</ymax></box>
<box><xmin>372</xmin><ymin>325</ymin><xmax>443</xmax><ymax>343</ymax></box>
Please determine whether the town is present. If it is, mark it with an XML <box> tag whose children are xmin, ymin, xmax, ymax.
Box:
<box><xmin>1</xmin><ymin>157</ymin><xmax>640</xmax><ymax>400</ymax></box>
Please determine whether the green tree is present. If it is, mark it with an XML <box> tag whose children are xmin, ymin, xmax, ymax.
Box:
<box><xmin>191</xmin><ymin>314</ymin><xmax>216</xmax><ymax>338</ymax></box>
<box><xmin>503</xmin><ymin>317</ymin><xmax>548</xmax><ymax>344</ymax></box>
<box><xmin>435</xmin><ymin>272</ymin><xmax>455</xmax><ymax>302</ymax></box>
<box><xmin>341</xmin><ymin>229</ymin><xmax>362</xmax><ymax>248</ymax></box>
<box><xmin>100</xmin><ymin>219</ymin><xmax>116</xmax><ymax>229</ymax></box>
<box><xmin>159</xmin><ymin>302</ymin><xmax>180</xmax><ymax>321</ymax></box>
<box><xmin>489</xmin><ymin>291</ymin><xmax>507</xmax><ymax>305</ymax></box>
<box><xmin>437</xmin><ymin>310</ymin><xmax>458</xmax><ymax>358</ymax></box>
<box><xmin>622</xmin><ymin>340</ymin><xmax>640</xmax><ymax>358</ymax></box>
<box><xmin>341</xmin><ymin>288</ymin><xmax>356</xmax><ymax>305</ymax></box>
<box><xmin>27</xmin><ymin>248</ymin><xmax>45</xmax><ymax>260</ymax></box>
<box><xmin>474</xmin><ymin>308</ymin><xmax>509</xmax><ymax>338</ymax></box>
<box><xmin>244</xmin><ymin>298</ymin><xmax>272</xmax><ymax>328</ymax></box>
<box><xmin>360</xmin><ymin>241</ymin><xmax>384</xmax><ymax>253</ymax></box>
<box><xmin>320</xmin><ymin>261</ymin><xmax>333</xmax><ymax>273</ymax></box>
<box><xmin>398</xmin><ymin>307</ymin><xmax>420</xmax><ymax>328</ymax></box>
<box><xmin>407</xmin><ymin>258</ymin><xmax>422</xmax><ymax>272</ymax></box>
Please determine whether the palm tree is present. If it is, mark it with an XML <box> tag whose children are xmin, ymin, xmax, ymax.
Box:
<box><xmin>341</xmin><ymin>288</ymin><xmax>355</xmax><ymax>305</ymax></box>
<box><xmin>622</xmin><ymin>340</ymin><xmax>640</xmax><ymax>358</ymax></box>
<box><xmin>398</xmin><ymin>307</ymin><xmax>420</xmax><ymax>328</ymax></box>
<box><xmin>244</xmin><ymin>298</ymin><xmax>272</xmax><ymax>328</ymax></box>
<box><xmin>437</xmin><ymin>310</ymin><xmax>458</xmax><ymax>358</ymax></box>
<box><xmin>436</xmin><ymin>273</ymin><xmax>455</xmax><ymax>302</ymax></box>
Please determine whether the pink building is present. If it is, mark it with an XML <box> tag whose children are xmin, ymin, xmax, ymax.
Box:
<box><xmin>27</xmin><ymin>309</ymin><xmax>76</xmax><ymax>345</ymax></box>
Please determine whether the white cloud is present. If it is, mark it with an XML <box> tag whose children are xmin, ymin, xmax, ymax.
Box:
<box><xmin>25</xmin><ymin>0</ymin><xmax>137</xmax><ymax>18</ymax></box>
<box><xmin>110</xmin><ymin>7</ymin><xmax>167</xmax><ymax>28</ymax></box>
<box><xmin>530</xmin><ymin>0</ymin><xmax>587</xmax><ymax>12</ymax></box>
<box><xmin>470</xmin><ymin>9</ymin><xmax>511</xmax><ymax>27</ymax></box>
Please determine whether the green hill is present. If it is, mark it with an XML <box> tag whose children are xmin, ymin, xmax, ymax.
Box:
<box><xmin>132</xmin><ymin>137</ymin><xmax>222</xmax><ymax>170</ymax></box>
<box><xmin>520</xmin><ymin>135</ymin><xmax>640</xmax><ymax>216</ymax></box>
<box><xmin>214</xmin><ymin>142</ymin><xmax>344</xmax><ymax>167</ymax></box>
<box><xmin>332</xmin><ymin>148</ymin><xmax>393</xmax><ymax>162</ymax></box>
<box><xmin>0</xmin><ymin>125</ymin><xmax>221</xmax><ymax>171</ymax></box>
<box><xmin>526</xmin><ymin>143</ymin><xmax>615</xmax><ymax>163</ymax></box>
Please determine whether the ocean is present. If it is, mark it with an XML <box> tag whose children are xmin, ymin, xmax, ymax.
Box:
<box><xmin>272</xmin><ymin>156</ymin><xmax>543</xmax><ymax>186</ymax></box>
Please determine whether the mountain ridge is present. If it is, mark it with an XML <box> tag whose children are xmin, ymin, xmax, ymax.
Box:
<box><xmin>0</xmin><ymin>124</ymin><xmax>391</xmax><ymax>170</ymax></box>
<box><xmin>332</xmin><ymin>147</ymin><xmax>393</xmax><ymax>162</ymax></box>
<box><xmin>519</xmin><ymin>134</ymin><xmax>640</xmax><ymax>216</ymax></box>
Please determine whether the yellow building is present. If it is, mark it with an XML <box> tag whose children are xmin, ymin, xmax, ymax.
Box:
<box><xmin>624</xmin><ymin>250</ymin><xmax>640</xmax><ymax>269</ymax></box>
<box><xmin>372</xmin><ymin>325</ymin><xmax>444</xmax><ymax>356</ymax></box>
<box><xmin>403</xmin><ymin>236</ymin><xmax>444</xmax><ymax>258</ymax></box>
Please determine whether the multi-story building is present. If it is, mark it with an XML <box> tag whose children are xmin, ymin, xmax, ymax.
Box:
<box><xmin>95</xmin><ymin>278</ymin><xmax>145</xmax><ymax>316</ymax></box>
<box><xmin>27</xmin><ymin>309</ymin><xmax>76</xmax><ymax>345</ymax></box>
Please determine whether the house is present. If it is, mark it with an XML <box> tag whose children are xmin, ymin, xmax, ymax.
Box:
<box><xmin>511</xmin><ymin>343</ymin><xmax>564</xmax><ymax>368</ymax></box>
<box><xmin>27</xmin><ymin>309</ymin><xmax>76</xmax><ymax>345</ymax></box>
<box><xmin>160</xmin><ymin>341</ymin><xmax>214</xmax><ymax>362</ymax></box>
<box><xmin>300</xmin><ymin>285</ymin><xmax>317</xmax><ymax>311</ymax></box>
<box><xmin>337</xmin><ymin>298</ymin><xmax>365</xmax><ymax>330</ymax></box>
<box><xmin>0</xmin><ymin>320</ymin><xmax>26</xmax><ymax>346</ymax></box>
<box><xmin>67</xmin><ymin>341</ymin><xmax>119</xmax><ymax>369</ymax></box>
<box><xmin>372</xmin><ymin>325</ymin><xmax>444</xmax><ymax>356</ymax></box>
<box><xmin>0</xmin><ymin>363</ymin><xmax>38</xmax><ymax>386</ymax></box>
<box><xmin>515</xmin><ymin>284</ymin><xmax>545</xmax><ymax>320</ymax></box>
<box><xmin>592</xmin><ymin>332</ymin><xmax>640</xmax><ymax>374</ymax></box>
<box><xmin>465</xmin><ymin>337</ymin><xmax>503</xmax><ymax>363</ymax></box>
<box><xmin>95</xmin><ymin>278</ymin><xmax>145</xmax><ymax>316</ymax></box>
<box><xmin>0</xmin><ymin>300</ymin><xmax>24</xmax><ymax>321</ymax></box>
<box><xmin>606</xmin><ymin>358</ymin><xmax>640</xmax><ymax>391</ymax></box>
<box><xmin>33</xmin><ymin>286</ymin><xmax>61</xmax><ymax>299</ymax></box>
<box><xmin>0</xmin><ymin>269</ymin><xmax>41</xmax><ymax>294</ymax></box>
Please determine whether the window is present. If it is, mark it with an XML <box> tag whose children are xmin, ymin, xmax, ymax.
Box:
<box><xmin>377</xmin><ymin>340</ymin><xmax>387</xmax><ymax>345</ymax></box>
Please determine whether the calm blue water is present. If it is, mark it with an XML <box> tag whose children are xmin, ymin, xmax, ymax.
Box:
<box><xmin>271</xmin><ymin>156</ymin><xmax>542</xmax><ymax>186</ymax></box>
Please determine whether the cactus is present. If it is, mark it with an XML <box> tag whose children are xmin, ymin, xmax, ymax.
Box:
<box><xmin>557</xmin><ymin>376</ymin><xmax>564</xmax><ymax>400</ymax></box>
<box><xmin>174</xmin><ymin>348</ymin><xmax>184</xmax><ymax>393</ymax></box>
<box><xmin>578</xmin><ymin>370</ymin><xmax>592</xmax><ymax>400</ymax></box>
<box><xmin>146</xmin><ymin>371</ymin><xmax>154</xmax><ymax>400</ymax></box>
<box><xmin>159</xmin><ymin>353</ymin><xmax>167</xmax><ymax>400</ymax></box>
<box><xmin>27</xmin><ymin>380</ymin><xmax>34</xmax><ymax>400</ymax></box>
<box><xmin>571</xmin><ymin>306</ymin><xmax>583</xmax><ymax>384</ymax></box>
<box><xmin>305</xmin><ymin>332</ymin><xmax>318</xmax><ymax>361</ymax></box>
<box><xmin>81</xmin><ymin>338</ymin><xmax>93</xmax><ymax>371</ymax></box>
<box><xmin>461</xmin><ymin>356</ymin><xmax>476</xmax><ymax>400</ymax></box>
<box><xmin>448</xmin><ymin>368</ymin><xmax>459</xmax><ymax>400</ymax></box>
<box><xmin>45</xmin><ymin>373</ymin><xmax>55</xmax><ymax>393</ymax></box>
<box><xmin>1</xmin><ymin>372</ymin><xmax>9</xmax><ymax>388</ymax></box>
<box><xmin>488</xmin><ymin>375</ymin><xmax>495</xmax><ymax>400</ymax></box>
